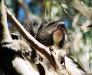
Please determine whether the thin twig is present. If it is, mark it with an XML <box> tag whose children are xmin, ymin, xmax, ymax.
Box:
<box><xmin>57</xmin><ymin>0</ymin><xmax>73</xmax><ymax>20</ymax></box>
<box><xmin>50</xmin><ymin>0</ymin><xmax>53</xmax><ymax>20</ymax></box>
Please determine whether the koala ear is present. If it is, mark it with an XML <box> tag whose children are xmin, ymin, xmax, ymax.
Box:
<box><xmin>11</xmin><ymin>33</ymin><xmax>19</xmax><ymax>40</ymax></box>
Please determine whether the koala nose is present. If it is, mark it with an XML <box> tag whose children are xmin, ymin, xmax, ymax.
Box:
<box><xmin>53</xmin><ymin>29</ymin><xmax>63</xmax><ymax>46</ymax></box>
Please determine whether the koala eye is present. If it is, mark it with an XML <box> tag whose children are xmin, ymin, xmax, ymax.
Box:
<box><xmin>57</xmin><ymin>24</ymin><xmax>65</xmax><ymax>30</ymax></box>
<box><xmin>57</xmin><ymin>24</ymin><xmax>62</xmax><ymax>29</ymax></box>
<box><xmin>57</xmin><ymin>22</ymin><xmax>65</xmax><ymax>30</ymax></box>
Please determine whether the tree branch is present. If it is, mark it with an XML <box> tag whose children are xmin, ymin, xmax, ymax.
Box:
<box><xmin>0</xmin><ymin>0</ymin><xmax>12</xmax><ymax>43</ymax></box>
<box><xmin>68</xmin><ymin>0</ymin><xmax>92</xmax><ymax>19</ymax></box>
<box><xmin>6</xmin><ymin>6</ymin><xmax>69</xmax><ymax>75</ymax></box>
<box><xmin>80</xmin><ymin>19</ymin><xmax>92</xmax><ymax>32</ymax></box>
<box><xmin>6</xmin><ymin>6</ymin><xmax>61</xmax><ymax>72</ymax></box>
<box><xmin>64</xmin><ymin>0</ymin><xmax>92</xmax><ymax>31</ymax></box>
<box><xmin>72</xmin><ymin>13</ymin><xmax>80</xmax><ymax>30</ymax></box>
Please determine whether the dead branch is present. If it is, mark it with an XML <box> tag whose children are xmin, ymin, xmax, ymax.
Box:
<box><xmin>6</xmin><ymin>6</ymin><xmax>67</xmax><ymax>74</ymax></box>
